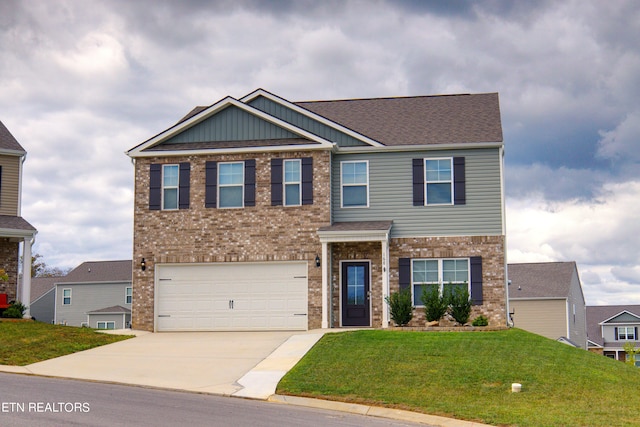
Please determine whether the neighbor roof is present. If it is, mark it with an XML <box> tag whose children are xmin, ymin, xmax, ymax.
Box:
<box><xmin>87</xmin><ymin>305</ymin><xmax>131</xmax><ymax>315</ymax></box>
<box><xmin>586</xmin><ymin>305</ymin><xmax>640</xmax><ymax>347</ymax></box>
<box><xmin>0</xmin><ymin>120</ymin><xmax>26</xmax><ymax>152</ymax></box>
<box><xmin>508</xmin><ymin>262</ymin><xmax>578</xmax><ymax>299</ymax></box>
<box><xmin>57</xmin><ymin>260</ymin><xmax>132</xmax><ymax>284</ymax></box>
<box><xmin>0</xmin><ymin>215</ymin><xmax>37</xmax><ymax>232</ymax></box>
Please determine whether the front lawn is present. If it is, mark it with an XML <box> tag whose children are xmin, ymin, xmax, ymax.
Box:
<box><xmin>0</xmin><ymin>320</ymin><xmax>132</xmax><ymax>366</ymax></box>
<box><xmin>277</xmin><ymin>329</ymin><xmax>640</xmax><ymax>427</ymax></box>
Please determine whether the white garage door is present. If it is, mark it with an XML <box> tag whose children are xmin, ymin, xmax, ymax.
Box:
<box><xmin>155</xmin><ymin>262</ymin><xmax>308</xmax><ymax>331</ymax></box>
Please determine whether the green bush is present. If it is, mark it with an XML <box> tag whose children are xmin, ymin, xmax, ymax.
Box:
<box><xmin>385</xmin><ymin>289</ymin><xmax>414</xmax><ymax>326</ymax></box>
<box><xmin>1</xmin><ymin>301</ymin><xmax>26</xmax><ymax>319</ymax></box>
<box><xmin>448</xmin><ymin>287</ymin><xmax>471</xmax><ymax>325</ymax></box>
<box><xmin>472</xmin><ymin>315</ymin><xmax>489</xmax><ymax>326</ymax></box>
<box><xmin>421</xmin><ymin>286</ymin><xmax>448</xmax><ymax>322</ymax></box>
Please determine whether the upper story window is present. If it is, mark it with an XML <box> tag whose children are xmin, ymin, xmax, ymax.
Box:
<box><xmin>162</xmin><ymin>165</ymin><xmax>179</xmax><ymax>210</ymax></box>
<box><xmin>425</xmin><ymin>158</ymin><xmax>452</xmax><ymax>205</ymax></box>
<box><xmin>341</xmin><ymin>160</ymin><xmax>369</xmax><ymax>208</ymax></box>
<box><xmin>411</xmin><ymin>258</ymin><xmax>470</xmax><ymax>306</ymax></box>
<box><xmin>125</xmin><ymin>287</ymin><xmax>132</xmax><ymax>304</ymax></box>
<box><xmin>284</xmin><ymin>159</ymin><xmax>301</xmax><ymax>206</ymax></box>
<box><xmin>63</xmin><ymin>289</ymin><xmax>72</xmax><ymax>305</ymax></box>
<box><xmin>218</xmin><ymin>162</ymin><xmax>244</xmax><ymax>208</ymax></box>
<box><xmin>617</xmin><ymin>326</ymin><xmax>637</xmax><ymax>341</ymax></box>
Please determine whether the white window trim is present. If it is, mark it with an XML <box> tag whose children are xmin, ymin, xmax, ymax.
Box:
<box><xmin>283</xmin><ymin>159</ymin><xmax>302</xmax><ymax>206</ymax></box>
<box><xmin>97</xmin><ymin>321</ymin><xmax>115</xmax><ymax>330</ymax></box>
<box><xmin>162</xmin><ymin>164</ymin><xmax>179</xmax><ymax>211</ymax></box>
<box><xmin>62</xmin><ymin>288</ymin><xmax>72</xmax><ymax>305</ymax></box>
<box><xmin>340</xmin><ymin>160</ymin><xmax>369</xmax><ymax>208</ymax></box>
<box><xmin>218</xmin><ymin>161</ymin><xmax>245</xmax><ymax>209</ymax></box>
<box><xmin>617</xmin><ymin>326</ymin><xmax>636</xmax><ymax>341</ymax></box>
<box><xmin>424</xmin><ymin>157</ymin><xmax>453</xmax><ymax>206</ymax></box>
<box><xmin>125</xmin><ymin>287</ymin><xmax>132</xmax><ymax>305</ymax></box>
<box><xmin>411</xmin><ymin>258</ymin><xmax>470</xmax><ymax>307</ymax></box>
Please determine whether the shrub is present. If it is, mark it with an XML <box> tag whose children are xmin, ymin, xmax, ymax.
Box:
<box><xmin>421</xmin><ymin>286</ymin><xmax>448</xmax><ymax>322</ymax></box>
<box><xmin>1</xmin><ymin>301</ymin><xmax>26</xmax><ymax>319</ymax></box>
<box><xmin>385</xmin><ymin>289</ymin><xmax>414</xmax><ymax>326</ymax></box>
<box><xmin>448</xmin><ymin>286</ymin><xmax>472</xmax><ymax>325</ymax></box>
<box><xmin>472</xmin><ymin>315</ymin><xmax>489</xmax><ymax>327</ymax></box>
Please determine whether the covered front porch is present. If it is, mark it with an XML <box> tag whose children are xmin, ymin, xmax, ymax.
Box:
<box><xmin>317</xmin><ymin>221</ymin><xmax>392</xmax><ymax>329</ymax></box>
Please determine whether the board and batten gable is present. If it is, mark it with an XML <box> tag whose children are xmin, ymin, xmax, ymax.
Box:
<box><xmin>54</xmin><ymin>282</ymin><xmax>131</xmax><ymax>327</ymax></box>
<box><xmin>0</xmin><ymin>154</ymin><xmax>21</xmax><ymax>216</ymax></box>
<box><xmin>332</xmin><ymin>147</ymin><xmax>503</xmax><ymax>237</ymax></box>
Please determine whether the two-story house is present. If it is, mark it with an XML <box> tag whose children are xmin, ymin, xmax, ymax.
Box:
<box><xmin>587</xmin><ymin>305</ymin><xmax>640</xmax><ymax>363</ymax></box>
<box><xmin>0</xmin><ymin>120</ymin><xmax>37</xmax><ymax>317</ymax></box>
<box><xmin>126</xmin><ymin>89</ymin><xmax>507</xmax><ymax>332</ymax></box>
<box><xmin>508</xmin><ymin>262</ymin><xmax>587</xmax><ymax>349</ymax></box>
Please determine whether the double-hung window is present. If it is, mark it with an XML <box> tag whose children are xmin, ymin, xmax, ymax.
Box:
<box><xmin>62</xmin><ymin>289</ymin><xmax>72</xmax><ymax>305</ymax></box>
<box><xmin>284</xmin><ymin>159</ymin><xmax>301</xmax><ymax>206</ymax></box>
<box><xmin>97</xmin><ymin>321</ymin><xmax>115</xmax><ymax>330</ymax></box>
<box><xmin>162</xmin><ymin>164</ymin><xmax>179</xmax><ymax>210</ymax></box>
<box><xmin>618</xmin><ymin>326</ymin><xmax>636</xmax><ymax>341</ymax></box>
<box><xmin>411</xmin><ymin>258</ymin><xmax>470</xmax><ymax>306</ymax></box>
<box><xmin>125</xmin><ymin>287</ymin><xmax>132</xmax><ymax>304</ymax></box>
<box><xmin>341</xmin><ymin>161</ymin><xmax>369</xmax><ymax>208</ymax></box>
<box><xmin>218</xmin><ymin>162</ymin><xmax>244</xmax><ymax>208</ymax></box>
<box><xmin>425</xmin><ymin>158</ymin><xmax>453</xmax><ymax>205</ymax></box>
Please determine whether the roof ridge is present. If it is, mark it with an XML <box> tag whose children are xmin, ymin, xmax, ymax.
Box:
<box><xmin>294</xmin><ymin>92</ymin><xmax>498</xmax><ymax>104</ymax></box>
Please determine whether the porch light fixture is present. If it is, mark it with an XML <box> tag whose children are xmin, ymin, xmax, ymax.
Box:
<box><xmin>315</xmin><ymin>255</ymin><xmax>321</xmax><ymax>268</ymax></box>
<box><xmin>141</xmin><ymin>258</ymin><xmax>146</xmax><ymax>271</ymax></box>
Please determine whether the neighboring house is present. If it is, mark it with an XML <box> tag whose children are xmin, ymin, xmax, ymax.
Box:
<box><xmin>508</xmin><ymin>262</ymin><xmax>587</xmax><ymax>349</ymax></box>
<box><xmin>25</xmin><ymin>276</ymin><xmax>58</xmax><ymax>324</ymax></box>
<box><xmin>587</xmin><ymin>305</ymin><xmax>640</xmax><ymax>364</ymax></box>
<box><xmin>0</xmin><ymin>120</ymin><xmax>37</xmax><ymax>316</ymax></box>
<box><xmin>54</xmin><ymin>260</ymin><xmax>132</xmax><ymax>329</ymax></box>
<box><xmin>126</xmin><ymin>89</ymin><xmax>507</xmax><ymax>332</ymax></box>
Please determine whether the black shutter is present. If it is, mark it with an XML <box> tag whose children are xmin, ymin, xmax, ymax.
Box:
<box><xmin>453</xmin><ymin>157</ymin><xmax>466</xmax><ymax>205</ymax></box>
<box><xmin>271</xmin><ymin>158</ymin><xmax>283</xmax><ymax>206</ymax></box>
<box><xmin>302</xmin><ymin>157</ymin><xmax>313</xmax><ymax>205</ymax></box>
<box><xmin>178</xmin><ymin>162</ymin><xmax>190</xmax><ymax>209</ymax></box>
<box><xmin>412</xmin><ymin>159</ymin><xmax>424</xmax><ymax>206</ymax></box>
<box><xmin>614</xmin><ymin>327</ymin><xmax>618</xmax><ymax>340</ymax></box>
<box><xmin>149</xmin><ymin>164</ymin><xmax>162</xmax><ymax>210</ymax></box>
<box><xmin>244</xmin><ymin>159</ymin><xmax>256</xmax><ymax>207</ymax></box>
<box><xmin>470</xmin><ymin>256</ymin><xmax>483</xmax><ymax>305</ymax></box>
<box><xmin>399</xmin><ymin>258</ymin><xmax>411</xmax><ymax>292</ymax></box>
<box><xmin>636</xmin><ymin>327</ymin><xmax>638</xmax><ymax>340</ymax></box>
<box><xmin>205</xmin><ymin>161</ymin><xmax>217</xmax><ymax>208</ymax></box>
<box><xmin>0</xmin><ymin>165</ymin><xmax>3</xmax><ymax>206</ymax></box>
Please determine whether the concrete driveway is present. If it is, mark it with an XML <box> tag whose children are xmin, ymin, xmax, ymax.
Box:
<box><xmin>4</xmin><ymin>331</ymin><xmax>324</xmax><ymax>398</ymax></box>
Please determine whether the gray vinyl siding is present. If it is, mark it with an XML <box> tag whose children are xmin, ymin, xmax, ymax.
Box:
<box><xmin>249</xmin><ymin>96</ymin><xmax>368</xmax><ymax>147</ymax></box>
<box><xmin>164</xmin><ymin>105</ymin><xmax>299</xmax><ymax>144</ymax></box>
<box><xmin>30</xmin><ymin>289</ymin><xmax>55</xmax><ymax>324</ymax></box>
<box><xmin>55</xmin><ymin>282</ymin><xmax>131</xmax><ymax>327</ymax></box>
<box><xmin>567</xmin><ymin>269</ymin><xmax>587</xmax><ymax>349</ymax></box>
<box><xmin>0</xmin><ymin>155</ymin><xmax>20</xmax><ymax>216</ymax></box>
<box><xmin>332</xmin><ymin>148</ymin><xmax>503</xmax><ymax>237</ymax></box>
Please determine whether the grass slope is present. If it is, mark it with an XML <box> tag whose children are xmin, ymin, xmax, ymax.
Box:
<box><xmin>277</xmin><ymin>329</ymin><xmax>640</xmax><ymax>427</ymax></box>
<box><xmin>0</xmin><ymin>321</ymin><xmax>132</xmax><ymax>366</ymax></box>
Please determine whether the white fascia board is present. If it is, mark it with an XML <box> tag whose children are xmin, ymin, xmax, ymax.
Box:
<box><xmin>0</xmin><ymin>228</ymin><xmax>37</xmax><ymax>239</ymax></box>
<box><xmin>127</xmin><ymin>96</ymin><xmax>334</xmax><ymax>158</ymax></box>
<box><xmin>0</xmin><ymin>148</ymin><xmax>26</xmax><ymax>157</ymax></box>
<box><xmin>317</xmin><ymin>230</ymin><xmax>390</xmax><ymax>244</ymax></box>
<box><xmin>241</xmin><ymin>89</ymin><xmax>385</xmax><ymax>148</ymax></box>
<box><xmin>335</xmin><ymin>141</ymin><xmax>504</xmax><ymax>154</ymax></box>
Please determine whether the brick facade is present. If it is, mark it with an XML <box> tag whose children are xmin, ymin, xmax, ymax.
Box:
<box><xmin>132</xmin><ymin>150</ymin><xmax>332</xmax><ymax>331</ymax></box>
<box><xmin>0</xmin><ymin>239</ymin><xmax>19</xmax><ymax>300</ymax></box>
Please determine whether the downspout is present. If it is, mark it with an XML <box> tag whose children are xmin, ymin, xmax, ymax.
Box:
<box><xmin>499</xmin><ymin>145</ymin><xmax>514</xmax><ymax>327</ymax></box>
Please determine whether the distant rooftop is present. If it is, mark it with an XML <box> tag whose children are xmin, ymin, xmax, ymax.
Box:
<box><xmin>508</xmin><ymin>262</ymin><xmax>578</xmax><ymax>299</ymax></box>
<box><xmin>57</xmin><ymin>260</ymin><xmax>132</xmax><ymax>284</ymax></box>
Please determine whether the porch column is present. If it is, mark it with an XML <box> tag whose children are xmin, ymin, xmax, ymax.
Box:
<box><xmin>21</xmin><ymin>237</ymin><xmax>33</xmax><ymax>318</ymax></box>
<box><xmin>381</xmin><ymin>239</ymin><xmax>390</xmax><ymax>328</ymax></box>
<box><xmin>321</xmin><ymin>241</ymin><xmax>329</xmax><ymax>329</ymax></box>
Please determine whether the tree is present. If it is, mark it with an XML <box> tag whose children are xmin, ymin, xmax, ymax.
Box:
<box><xmin>24</xmin><ymin>253</ymin><xmax>70</xmax><ymax>277</ymax></box>
<box><xmin>623</xmin><ymin>342</ymin><xmax>640</xmax><ymax>367</ymax></box>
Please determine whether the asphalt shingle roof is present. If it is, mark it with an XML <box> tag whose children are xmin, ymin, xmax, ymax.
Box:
<box><xmin>586</xmin><ymin>305</ymin><xmax>640</xmax><ymax>347</ymax></box>
<box><xmin>0</xmin><ymin>215</ymin><xmax>37</xmax><ymax>232</ymax></box>
<box><xmin>508</xmin><ymin>262</ymin><xmax>577</xmax><ymax>299</ymax></box>
<box><xmin>57</xmin><ymin>260</ymin><xmax>132</xmax><ymax>284</ymax></box>
<box><xmin>0</xmin><ymin>120</ymin><xmax>26</xmax><ymax>152</ymax></box>
<box><xmin>87</xmin><ymin>305</ymin><xmax>131</xmax><ymax>314</ymax></box>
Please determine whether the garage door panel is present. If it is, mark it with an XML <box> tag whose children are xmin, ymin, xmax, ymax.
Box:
<box><xmin>156</xmin><ymin>262</ymin><xmax>308</xmax><ymax>331</ymax></box>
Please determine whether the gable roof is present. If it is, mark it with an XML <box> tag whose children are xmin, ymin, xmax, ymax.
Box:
<box><xmin>0</xmin><ymin>120</ymin><xmax>26</xmax><ymax>153</ymax></box>
<box><xmin>29</xmin><ymin>276</ymin><xmax>59</xmax><ymax>302</ymax></box>
<box><xmin>87</xmin><ymin>305</ymin><xmax>131</xmax><ymax>315</ymax></box>
<box><xmin>57</xmin><ymin>260</ymin><xmax>132</xmax><ymax>284</ymax></box>
<box><xmin>0</xmin><ymin>215</ymin><xmax>37</xmax><ymax>237</ymax></box>
<box><xmin>508</xmin><ymin>262</ymin><xmax>578</xmax><ymax>299</ymax></box>
<box><xmin>127</xmin><ymin>89</ymin><xmax>503</xmax><ymax>156</ymax></box>
<box><xmin>586</xmin><ymin>305</ymin><xmax>640</xmax><ymax>347</ymax></box>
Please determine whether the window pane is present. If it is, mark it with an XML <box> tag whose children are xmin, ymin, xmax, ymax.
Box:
<box><xmin>163</xmin><ymin>165</ymin><xmax>179</xmax><ymax>187</ymax></box>
<box><xmin>163</xmin><ymin>188</ymin><xmax>178</xmax><ymax>210</ymax></box>
<box><xmin>443</xmin><ymin>283</ymin><xmax>467</xmax><ymax>299</ymax></box>
<box><xmin>285</xmin><ymin>183</ymin><xmax>300</xmax><ymax>206</ymax></box>
<box><xmin>413</xmin><ymin>283</ymin><xmax>438</xmax><ymax>306</ymax></box>
<box><xmin>284</xmin><ymin>160</ymin><xmax>300</xmax><ymax>183</ymax></box>
<box><xmin>347</xmin><ymin>265</ymin><xmax>365</xmax><ymax>305</ymax></box>
<box><xmin>342</xmin><ymin>162</ymin><xmax>367</xmax><ymax>184</ymax></box>
<box><xmin>413</xmin><ymin>260</ymin><xmax>438</xmax><ymax>283</ymax></box>
<box><xmin>219</xmin><ymin>163</ymin><xmax>243</xmax><ymax>185</ymax></box>
<box><xmin>426</xmin><ymin>183</ymin><xmax>452</xmax><ymax>204</ymax></box>
<box><xmin>443</xmin><ymin>259</ymin><xmax>468</xmax><ymax>282</ymax></box>
<box><xmin>343</xmin><ymin>185</ymin><xmax>367</xmax><ymax>207</ymax></box>
<box><xmin>426</xmin><ymin>159</ymin><xmax>451</xmax><ymax>181</ymax></box>
<box><xmin>219</xmin><ymin>186</ymin><xmax>243</xmax><ymax>208</ymax></box>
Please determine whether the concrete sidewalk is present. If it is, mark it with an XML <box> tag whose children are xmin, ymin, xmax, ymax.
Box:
<box><xmin>0</xmin><ymin>329</ymin><xmax>492</xmax><ymax>427</ymax></box>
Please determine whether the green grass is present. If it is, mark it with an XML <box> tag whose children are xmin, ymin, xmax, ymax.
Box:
<box><xmin>278</xmin><ymin>329</ymin><xmax>640</xmax><ymax>427</ymax></box>
<box><xmin>0</xmin><ymin>320</ymin><xmax>133</xmax><ymax>366</ymax></box>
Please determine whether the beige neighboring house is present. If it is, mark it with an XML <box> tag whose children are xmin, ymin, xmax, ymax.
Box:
<box><xmin>0</xmin><ymin>120</ymin><xmax>37</xmax><ymax>316</ymax></box>
<box><xmin>508</xmin><ymin>262</ymin><xmax>587</xmax><ymax>349</ymax></box>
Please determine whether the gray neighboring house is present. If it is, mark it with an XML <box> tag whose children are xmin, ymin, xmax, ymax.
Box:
<box><xmin>55</xmin><ymin>260</ymin><xmax>132</xmax><ymax>329</ymax></box>
<box><xmin>587</xmin><ymin>305</ymin><xmax>640</xmax><ymax>364</ymax></box>
<box><xmin>27</xmin><ymin>276</ymin><xmax>58</xmax><ymax>324</ymax></box>
<box><xmin>508</xmin><ymin>262</ymin><xmax>587</xmax><ymax>349</ymax></box>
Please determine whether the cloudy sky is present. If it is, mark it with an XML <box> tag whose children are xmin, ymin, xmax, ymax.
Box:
<box><xmin>1</xmin><ymin>0</ymin><xmax>638</xmax><ymax>305</ymax></box>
